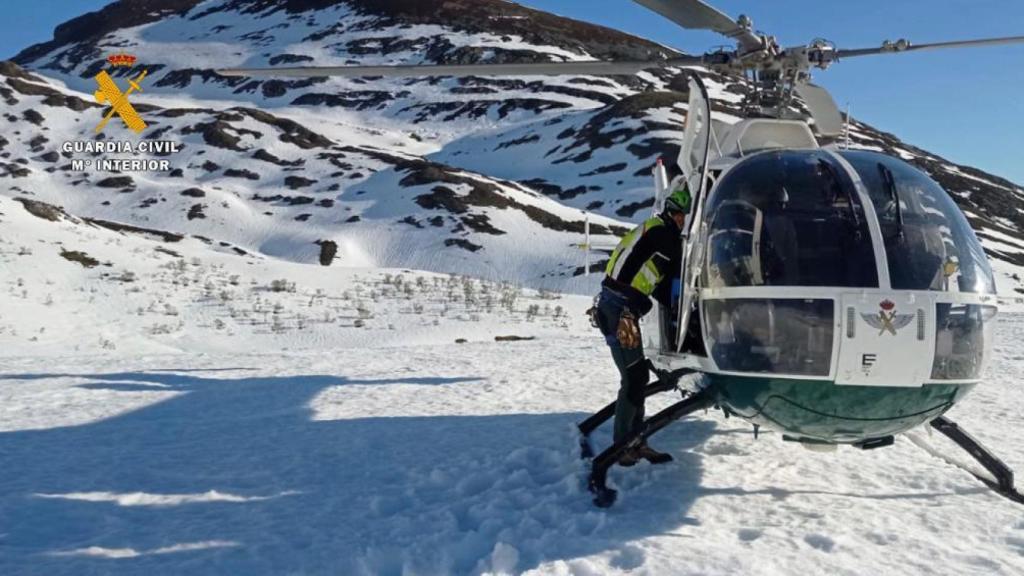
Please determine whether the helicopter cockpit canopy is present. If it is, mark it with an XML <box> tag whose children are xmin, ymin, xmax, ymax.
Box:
<box><xmin>703</xmin><ymin>149</ymin><xmax>996</xmax><ymax>294</ymax></box>
<box><xmin>699</xmin><ymin>149</ymin><xmax>996</xmax><ymax>381</ymax></box>
<box><xmin>839</xmin><ymin>151</ymin><xmax>995</xmax><ymax>295</ymax></box>
<box><xmin>704</xmin><ymin>150</ymin><xmax>878</xmax><ymax>289</ymax></box>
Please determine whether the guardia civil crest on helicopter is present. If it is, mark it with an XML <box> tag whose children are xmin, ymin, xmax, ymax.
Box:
<box><xmin>862</xmin><ymin>300</ymin><xmax>915</xmax><ymax>336</ymax></box>
<box><xmin>218</xmin><ymin>1</ymin><xmax>1024</xmax><ymax>508</ymax></box>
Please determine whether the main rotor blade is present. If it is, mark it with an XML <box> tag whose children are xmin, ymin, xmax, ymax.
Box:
<box><xmin>216</xmin><ymin>57</ymin><xmax>703</xmax><ymax>78</ymax></box>
<box><xmin>836</xmin><ymin>35</ymin><xmax>1024</xmax><ymax>59</ymax></box>
<box><xmin>632</xmin><ymin>0</ymin><xmax>762</xmax><ymax>52</ymax></box>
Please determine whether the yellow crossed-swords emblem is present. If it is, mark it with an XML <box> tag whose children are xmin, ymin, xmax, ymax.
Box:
<box><xmin>93</xmin><ymin>69</ymin><xmax>148</xmax><ymax>134</ymax></box>
<box><xmin>862</xmin><ymin>309</ymin><xmax>915</xmax><ymax>336</ymax></box>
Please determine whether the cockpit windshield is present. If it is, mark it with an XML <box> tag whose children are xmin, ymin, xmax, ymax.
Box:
<box><xmin>840</xmin><ymin>151</ymin><xmax>996</xmax><ymax>294</ymax></box>
<box><xmin>704</xmin><ymin>150</ymin><xmax>878</xmax><ymax>288</ymax></box>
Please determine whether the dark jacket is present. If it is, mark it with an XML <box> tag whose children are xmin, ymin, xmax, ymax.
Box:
<box><xmin>601</xmin><ymin>211</ymin><xmax>683</xmax><ymax>316</ymax></box>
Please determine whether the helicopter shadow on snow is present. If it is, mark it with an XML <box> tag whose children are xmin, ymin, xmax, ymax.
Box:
<box><xmin>0</xmin><ymin>368</ymin><xmax>974</xmax><ymax>575</ymax></box>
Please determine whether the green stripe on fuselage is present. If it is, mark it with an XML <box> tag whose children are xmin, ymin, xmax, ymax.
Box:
<box><xmin>708</xmin><ymin>374</ymin><xmax>972</xmax><ymax>443</ymax></box>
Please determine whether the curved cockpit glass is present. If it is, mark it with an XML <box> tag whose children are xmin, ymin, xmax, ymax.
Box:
<box><xmin>840</xmin><ymin>151</ymin><xmax>996</xmax><ymax>294</ymax></box>
<box><xmin>704</xmin><ymin>150</ymin><xmax>878</xmax><ymax>288</ymax></box>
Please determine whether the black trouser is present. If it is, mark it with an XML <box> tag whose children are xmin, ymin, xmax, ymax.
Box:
<box><xmin>596</xmin><ymin>287</ymin><xmax>649</xmax><ymax>443</ymax></box>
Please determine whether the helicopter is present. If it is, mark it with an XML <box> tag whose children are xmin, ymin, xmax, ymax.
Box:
<box><xmin>217</xmin><ymin>1</ymin><xmax>1024</xmax><ymax>508</ymax></box>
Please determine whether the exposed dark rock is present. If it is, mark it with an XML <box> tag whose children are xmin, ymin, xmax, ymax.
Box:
<box><xmin>14</xmin><ymin>197</ymin><xmax>68</xmax><ymax>221</ymax></box>
<box><xmin>401</xmin><ymin>98</ymin><xmax>572</xmax><ymax>123</ymax></box>
<box><xmin>180</xmin><ymin>187</ymin><xmax>206</xmax><ymax>198</ymax></box>
<box><xmin>315</xmin><ymin>239</ymin><xmax>337</xmax><ymax>266</ymax></box>
<box><xmin>292</xmin><ymin>91</ymin><xmax>403</xmax><ymax>110</ymax></box>
<box><xmin>84</xmin><ymin>217</ymin><xmax>185</xmax><ymax>242</ymax></box>
<box><xmin>615</xmin><ymin>198</ymin><xmax>654</xmax><ymax>218</ymax></box>
<box><xmin>28</xmin><ymin>135</ymin><xmax>47</xmax><ymax>151</ymax></box>
<box><xmin>460</xmin><ymin>214</ymin><xmax>505</xmax><ymax>235</ymax></box>
<box><xmin>224</xmin><ymin>168</ymin><xmax>260</xmax><ymax>180</ymax></box>
<box><xmin>494</xmin><ymin>335</ymin><xmax>536</xmax><ymax>342</ymax></box>
<box><xmin>0</xmin><ymin>60</ymin><xmax>45</xmax><ymax>81</ymax></box>
<box><xmin>251</xmin><ymin>193</ymin><xmax>313</xmax><ymax>205</ymax></box>
<box><xmin>269</xmin><ymin>53</ymin><xmax>314</xmax><ymax>65</ymax></box>
<box><xmin>60</xmin><ymin>249</ymin><xmax>100</xmax><ymax>268</ymax></box>
<box><xmin>187</xmin><ymin>203</ymin><xmax>206</xmax><ymax>220</ymax></box>
<box><xmin>154</xmin><ymin>68</ymin><xmax>239</xmax><ymax>89</ymax></box>
<box><xmin>445</xmin><ymin>238</ymin><xmax>483</xmax><ymax>252</ymax></box>
<box><xmin>580</xmin><ymin>162</ymin><xmax>628</xmax><ymax>177</ymax></box>
<box><xmin>5</xmin><ymin>77</ymin><xmax>97</xmax><ymax>112</ymax></box>
<box><xmin>495</xmin><ymin>134</ymin><xmax>540</xmax><ymax>150</ymax></box>
<box><xmin>253</xmin><ymin>148</ymin><xmax>304</xmax><ymax>166</ymax></box>
<box><xmin>181</xmin><ymin>119</ymin><xmax>253</xmax><ymax>151</ymax></box>
<box><xmin>573</xmin><ymin>259</ymin><xmax>610</xmax><ymax>277</ymax></box>
<box><xmin>235</xmin><ymin>107</ymin><xmax>332</xmax><ymax>149</ymax></box>
<box><xmin>22</xmin><ymin>110</ymin><xmax>44</xmax><ymax>126</ymax></box>
<box><xmin>96</xmin><ymin>176</ymin><xmax>135</xmax><ymax>189</ymax></box>
<box><xmin>284</xmin><ymin>175</ymin><xmax>317</xmax><ymax>189</ymax></box>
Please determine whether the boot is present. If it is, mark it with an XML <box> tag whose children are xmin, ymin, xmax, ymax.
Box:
<box><xmin>634</xmin><ymin>442</ymin><xmax>673</xmax><ymax>464</ymax></box>
<box><xmin>618</xmin><ymin>448</ymin><xmax>640</xmax><ymax>467</ymax></box>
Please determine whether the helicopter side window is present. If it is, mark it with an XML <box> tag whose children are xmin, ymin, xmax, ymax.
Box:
<box><xmin>841</xmin><ymin>151</ymin><xmax>996</xmax><ymax>294</ymax></box>
<box><xmin>704</xmin><ymin>298</ymin><xmax>834</xmax><ymax>377</ymax></box>
<box><xmin>705</xmin><ymin>151</ymin><xmax>878</xmax><ymax>288</ymax></box>
<box><xmin>931</xmin><ymin>304</ymin><xmax>996</xmax><ymax>380</ymax></box>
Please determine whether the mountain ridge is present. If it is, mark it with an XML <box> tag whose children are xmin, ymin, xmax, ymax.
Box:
<box><xmin>3</xmin><ymin>0</ymin><xmax>1023</xmax><ymax>296</ymax></box>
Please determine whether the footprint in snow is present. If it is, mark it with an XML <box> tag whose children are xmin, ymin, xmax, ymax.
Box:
<box><xmin>804</xmin><ymin>534</ymin><xmax>835</xmax><ymax>552</ymax></box>
<box><xmin>610</xmin><ymin>545</ymin><xmax>645</xmax><ymax>571</ymax></box>
<box><xmin>1006</xmin><ymin>536</ymin><xmax>1024</xmax><ymax>556</ymax></box>
<box><xmin>865</xmin><ymin>532</ymin><xmax>898</xmax><ymax>546</ymax></box>
<box><xmin>737</xmin><ymin>528</ymin><xmax>762</xmax><ymax>542</ymax></box>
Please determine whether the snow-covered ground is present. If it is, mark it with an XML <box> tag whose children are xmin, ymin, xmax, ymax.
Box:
<box><xmin>2</xmin><ymin>299</ymin><xmax>1023</xmax><ymax>575</ymax></box>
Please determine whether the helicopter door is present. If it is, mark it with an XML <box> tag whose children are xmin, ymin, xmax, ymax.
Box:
<box><xmin>675</xmin><ymin>73</ymin><xmax>715</xmax><ymax>353</ymax></box>
<box><xmin>836</xmin><ymin>294</ymin><xmax>934</xmax><ymax>387</ymax></box>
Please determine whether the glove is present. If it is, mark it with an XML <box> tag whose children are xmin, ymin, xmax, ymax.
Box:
<box><xmin>616</xmin><ymin>310</ymin><xmax>641</xmax><ymax>350</ymax></box>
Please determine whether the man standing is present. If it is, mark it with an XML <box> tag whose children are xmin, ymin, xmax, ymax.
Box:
<box><xmin>596</xmin><ymin>187</ymin><xmax>691</xmax><ymax>466</ymax></box>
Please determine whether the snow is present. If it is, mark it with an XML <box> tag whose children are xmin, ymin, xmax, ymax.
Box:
<box><xmin>1</xmin><ymin>317</ymin><xmax>1023</xmax><ymax>575</ymax></box>
<box><xmin>2</xmin><ymin>186</ymin><xmax>1020</xmax><ymax>574</ymax></box>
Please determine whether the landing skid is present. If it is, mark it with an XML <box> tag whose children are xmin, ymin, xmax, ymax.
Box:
<box><xmin>929</xmin><ymin>416</ymin><xmax>1024</xmax><ymax>505</ymax></box>
<box><xmin>576</xmin><ymin>369</ymin><xmax>684</xmax><ymax>459</ymax></box>
<box><xmin>577</xmin><ymin>367</ymin><xmax>714</xmax><ymax>508</ymax></box>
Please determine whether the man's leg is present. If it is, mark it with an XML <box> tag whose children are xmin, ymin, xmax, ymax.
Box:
<box><xmin>612</xmin><ymin>344</ymin><xmax>649</xmax><ymax>443</ymax></box>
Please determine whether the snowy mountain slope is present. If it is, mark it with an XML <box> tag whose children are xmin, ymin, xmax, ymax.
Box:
<box><xmin>0</xmin><ymin>193</ymin><xmax>592</xmax><ymax>357</ymax></box>
<box><xmin>0</xmin><ymin>60</ymin><xmax>626</xmax><ymax>291</ymax></box>
<box><xmin>5</xmin><ymin>0</ymin><xmax>1023</xmax><ymax>298</ymax></box>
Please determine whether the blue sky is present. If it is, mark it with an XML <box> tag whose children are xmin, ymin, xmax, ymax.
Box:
<box><xmin>3</xmin><ymin>0</ymin><xmax>1022</xmax><ymax>184</ymax></box>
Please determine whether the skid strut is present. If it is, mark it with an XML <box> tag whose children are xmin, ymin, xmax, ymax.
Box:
<box><xmin>586</xmin><ymin>387</ymin><xmax>716</xmax><ymax>508</ymax></box>
<box><xmin>930</xmin><ymin>416</ymin><xmax>1024</xmax><ymax>504</ymax></box>
<box><xmin>576</xmin><ymin>369</ymin><xmax>683</xmax><ymax>459</ymax></box>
